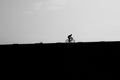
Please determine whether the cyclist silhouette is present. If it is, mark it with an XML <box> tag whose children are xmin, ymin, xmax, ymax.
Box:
<box><xmin>66</xmin><ymin>34</ymin><xmax>75</xmax><ymax>43</ymax></box>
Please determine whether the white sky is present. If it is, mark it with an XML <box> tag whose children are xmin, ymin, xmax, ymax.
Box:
<box><xmin>0</xmin><ymin>0</ymin><xmax>120</xmax><ymax>44</ymax></box>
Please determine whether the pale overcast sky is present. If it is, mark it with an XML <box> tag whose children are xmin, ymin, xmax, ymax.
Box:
<box><xmin>0</xmin><ymin>0</ymin><xmax>120</xmax><ymax>44</ymax></box>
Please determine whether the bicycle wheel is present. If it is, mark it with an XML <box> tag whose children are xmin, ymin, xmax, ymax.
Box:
<box><xmin>65</xmin><ymin>39</ymin><xmax>75</xmax><ymax>43</ymax></box>
<box><xmin>65</xmin><ymin>39</ymin><xmax>69</xmax><ymax>43</ymax></box>
<box><xmin>71</xmin><ymin>39</ymin><xmax>75</xmax><ymax>43</ymax></box>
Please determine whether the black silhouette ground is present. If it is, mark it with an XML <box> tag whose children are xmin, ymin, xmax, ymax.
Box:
<box><xmin>0</xmin><ymin>41</ymin><xmax>120</xmax><ymax>80</ymax></box>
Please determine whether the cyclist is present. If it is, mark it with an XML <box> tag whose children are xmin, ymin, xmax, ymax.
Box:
<box><xmin>67</xmin><ymin>34</ymin><xmax>73</xmax><ymax>43</ymax></box>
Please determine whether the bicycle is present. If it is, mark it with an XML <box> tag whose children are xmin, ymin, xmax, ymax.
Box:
<box><xmin>65</xmin><ymin>37</ymin><xmax>75</xmax><ymax>43</ymax></box>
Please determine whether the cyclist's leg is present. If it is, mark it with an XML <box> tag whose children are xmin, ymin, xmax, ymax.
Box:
<box><xmin>70</xmin><ymin>37</ymin><xmax>75</xmax><ymax>43</ymax></box>
<box><xmin>68</xmin><ymin>38</ymin><xmax>71</xmax><ymax>43</ymax></box>
<box><xmin>71</xmin><ymin>37</ymin><xmax>73</xmax><ymax>42</ymax></box>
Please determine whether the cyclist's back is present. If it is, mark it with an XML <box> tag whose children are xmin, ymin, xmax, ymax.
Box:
<box><xmin>68</xmin><ymin>34</ymin><xmax>72</xmax><ymax>39</ymax></box>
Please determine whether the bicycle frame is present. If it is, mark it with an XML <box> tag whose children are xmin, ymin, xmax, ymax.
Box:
<box><xmin>65</xmin><ymin>38</ymin><xmax>75</xmax><ymax>43</ymax></box>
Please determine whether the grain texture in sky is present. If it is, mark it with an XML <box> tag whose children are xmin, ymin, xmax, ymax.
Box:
<box><xmin>0</xmin><ymin>0</ymin><xmax>120</xmax><ymax>44</ymax></box>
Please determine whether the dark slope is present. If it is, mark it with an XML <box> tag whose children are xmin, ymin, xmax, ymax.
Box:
<box><xmin>0</xmin><ymin>42</ymin><xmax>120</xmax><ymax>80</ymax></box>
<box><xmin>1</xmin><ymin>42</ymin><xmax>119</xmax><ymax>56</ymax></box>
